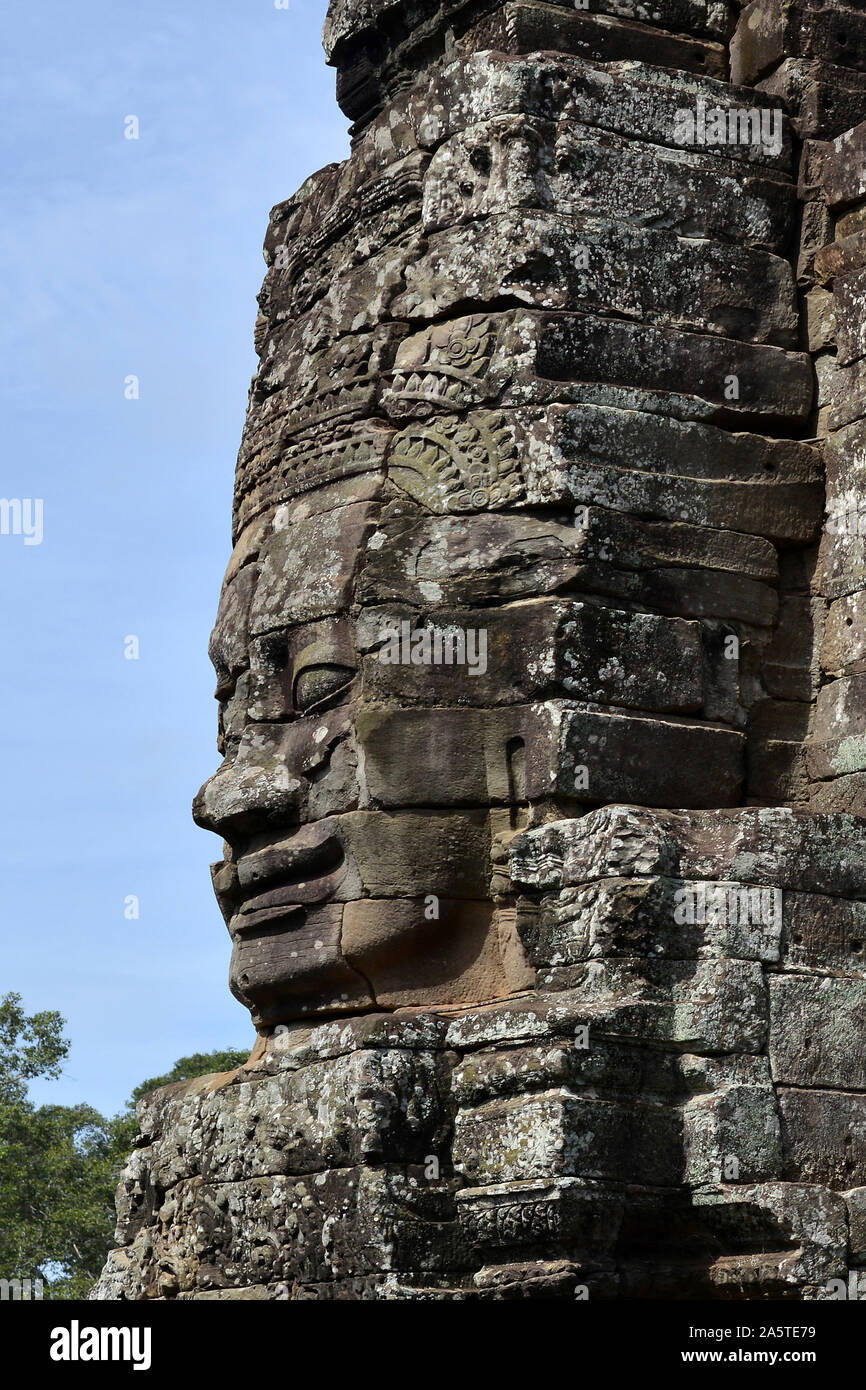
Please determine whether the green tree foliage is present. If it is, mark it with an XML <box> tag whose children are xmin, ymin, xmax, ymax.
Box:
<box><xmin>0</xmin><ymin>992</ymin><xmax>67</xmax><ymax>1104</ymax></box>
<box><xmin>0</xmin><ymin>992</ymin><xmax>248</xmax><ymax>1299</ymax></box>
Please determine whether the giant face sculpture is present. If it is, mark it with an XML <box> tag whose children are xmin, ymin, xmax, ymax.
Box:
<box><xmin>190</xmin><ymin>96</ymin><xmax>789</xmax><ymax>1028</ymax></box>
<box><xmin>192</xmin><ymin>330</ymin><xmax>746</xmax><ymax>1027</ymax></box>
<box><xmin>191</xmin><ymin>392</ymin><xmax>583</xmax><ymax>1025</ymax></box>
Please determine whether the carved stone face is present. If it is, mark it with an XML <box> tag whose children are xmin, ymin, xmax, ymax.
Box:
<box><xmin>194</xmin><ymin>299</ymin><xmax>750</xmax><ymax>1029</ymax></box>
<box><xmin>193</xmin><ymin>453</ymin><xmax>594</xmax><ymax>1027</ymax></box>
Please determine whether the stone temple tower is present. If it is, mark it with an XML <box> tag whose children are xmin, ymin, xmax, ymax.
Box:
<box><xmin>95</xmin><ymin>0</ymin><xmax>866</xmax><ymax>1299</ymax></box>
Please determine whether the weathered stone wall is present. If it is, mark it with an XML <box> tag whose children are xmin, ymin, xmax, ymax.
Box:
<box><xmin>94</xmin><ymin>0</ymin><xmax>866</xmax><ymax>1299</ymax></box>
<box><xmin>97</xmin><ymin>806</ymin><xmax>866</xmax><ymax>1299</ymax></box>
<box><xmin>809</xmin><ymin>122</ymin><xmax>866</xmax><ymax>813</ymax></box>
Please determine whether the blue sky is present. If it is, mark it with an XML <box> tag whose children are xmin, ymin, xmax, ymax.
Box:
<box><xmin>0</xmin><ymin>0</ymin><xmax>348</xmax><ymax>1114</ymax></box>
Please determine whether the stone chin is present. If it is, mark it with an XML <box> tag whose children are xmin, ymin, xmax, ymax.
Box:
<box><xmin>207</xmin><ymin>792</ymin><xmax>537</xmax><ymax>1026</ymax></box>
<box><xmin>228</xmin><ymin>894</ymin><xmax>535</xmax><ymax>1028</ymax></box>
<box><xmin>195</xmin><ymin>700</ymin><xmax>542</xmax><ymax>1025</ymax></box>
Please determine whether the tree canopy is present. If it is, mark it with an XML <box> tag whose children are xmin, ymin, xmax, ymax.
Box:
<box><xmin>0</xmin><ymin>993</ymin><xmax>248</xmax><ymax>1299</ymax></box>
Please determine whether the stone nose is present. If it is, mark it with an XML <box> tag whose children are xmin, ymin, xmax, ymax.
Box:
<box><xmin>194</xmin><ymin>706</ymin><xmax>357</xmax><ymax>841</ymax></box>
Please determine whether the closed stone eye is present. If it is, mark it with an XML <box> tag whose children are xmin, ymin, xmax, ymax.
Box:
<box><xmin>293</xmin><ymin>663</ymin><xmax>355</xmax><ymax>713</ymax></box>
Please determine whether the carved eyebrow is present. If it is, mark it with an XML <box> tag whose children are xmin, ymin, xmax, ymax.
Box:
<box><xmin>292</xmin><ymin>642</ymin><xmax>356</xmax><ymax>677</ymax></box>
<box><xmin>208</xmin><ymin>632</ymin><xmax>234</xmax><ymax>698</ymax></box>
<box><xmin>289</xmin><ymin>616</ymin><xmax>357</xmax><ymax>676</ymax></box>
<box><xmin>209</xmin><ymin>569</ymin><xmax>257</xmax><ymax>698</ymax></box>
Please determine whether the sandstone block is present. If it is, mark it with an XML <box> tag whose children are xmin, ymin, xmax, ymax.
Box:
<box><xmin>770</xmin><ymin>976</ymin><xmax>866</xmax><ymax>1088</ymax></box>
